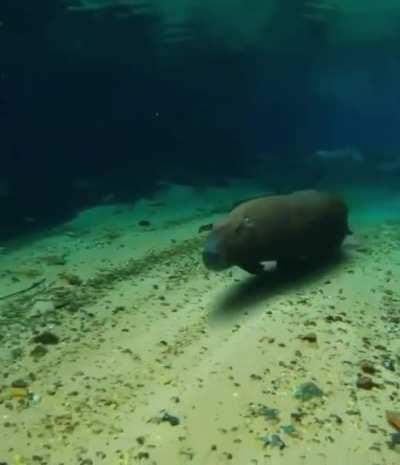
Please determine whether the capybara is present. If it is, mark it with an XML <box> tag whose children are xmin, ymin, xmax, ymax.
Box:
<box><xmin>202</xmin><ymin>190</ymin><xmax>351</xmax><ymax>274</ymax></box>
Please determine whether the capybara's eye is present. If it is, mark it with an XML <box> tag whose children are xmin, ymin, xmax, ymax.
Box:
<box><xmin>235</xmin><ymin>217</ymin><xmax>251</xmax><ymax>234</ymax></box>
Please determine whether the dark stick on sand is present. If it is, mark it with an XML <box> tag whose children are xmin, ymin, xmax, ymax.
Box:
<box><xmin>0</xmin><ymin>278</ymin><xmax>47</xmax><ymax>301</ymax></box>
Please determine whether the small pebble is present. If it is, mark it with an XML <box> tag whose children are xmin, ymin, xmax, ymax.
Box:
<box><xmin>28</xmin><ymin>393</ymin><xmax>42</xmax><ymax>406</ymax></box>
<box><xmin>360</xmin><ymin>360</ymin><xmax>376</xmax><ymax>374</ymax></box>
<box><xmin>356</xmin><ymin>375</ymin><xmax>378</xmax><ymax>390</ymax></box>
<box><xmin>32</xmin><ymin>331</ymin><xmax>60</xmax><ymax>345</ymax></box>
<box><xmin>300</xmin><ymin>333</ymin><xmax>317</xmax><ymax>343</ymax></box>
<box><xmin>161</xmin><ymin>412</ymin><xmax>180</xmax><ymax>426</ymax></box>
<box><xmin>290</xmin><ymin>409</ymin><xmax>304</xmax><ymax>422</ymax></box>
<box><xmin>30</xmin><ymin>344</ymin><xmax>49</xmax><ymax>358</ymax></box>
<box><xmin>138</xmin><ymin>220</ymin><xmax>151</xmax><ymax>227</ymax></box>
<box><xmin>11</xmin><ymin>379</ymin><xmax>29</xmax><ymax>388</ymax></box>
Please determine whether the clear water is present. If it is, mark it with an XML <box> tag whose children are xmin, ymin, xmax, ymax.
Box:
<box><xmin>1</xmin><ymin>1</ymin><xmax>400</xmax><ymax>464</ymax></box>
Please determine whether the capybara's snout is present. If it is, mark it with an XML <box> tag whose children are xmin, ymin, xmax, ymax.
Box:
<box><xmin>202</xmin><ymin>231</ymin><xmax>231</xmax><ymax>271</ymax></box>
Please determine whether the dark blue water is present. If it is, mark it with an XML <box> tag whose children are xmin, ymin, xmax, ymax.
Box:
<box><xmin>1</xmin><ymin>1</ymin><xmax>400</xmax><ymax>238</ymax></box>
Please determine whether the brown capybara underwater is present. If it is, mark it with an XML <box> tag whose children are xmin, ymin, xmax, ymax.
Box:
<box><xmin>202</xmin><ymin>190</ymin><xmax>351</xmax><ymax>274</ymax></box>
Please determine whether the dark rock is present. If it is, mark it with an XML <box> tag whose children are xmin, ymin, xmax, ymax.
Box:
<box><xmin>299</xmin><ymin>333</ymin><xmax>317</xmax><ymax>343</ymax></box>
<box><xmin>32</xmin><ymin>331</ymin><xmax>60</xmax><ymax>345</ymax></box>
<box><xmin>138</xmin><ymin>220</ymin><xmax>151</xmax><ymax>227</ymax></box>
<box><xmin>30</xmin><ymin>344</ymin><xmax>49</xmax><ymax>358</ymax></box>
<box><xmin>330</xmin><ymin>414</ymin><xmax>343</xmax><ymax>424</ymax></box>
<box><xmin>161</xmin><ymin>412</ymin><xmax>180</xmax><ymax>426</ymax></box>
<box><xmin>11</xmin><ymin>379</ymin><xmax>29</xmax><ymax>388</ymax></box>
<box><xmin>356</xmin><ymin>375</ymin><xmax>378</xmax><ymax>390</ymax></box>
<box><xmin>290</xmin><ymin>409</ymin><xmax>305</xmax><ymax>422</ymax></box>
<box><xmin>325</xmin><ymin>315</ymin><xmax>343</xmax><ymax>323</ymax></box>
<box><xmin>375</xmin><ymin>344</ymin><xmax>387</xmax><ymax>351</ymax></box>
<box><xmin>360</xmin><ymin>360</ymin><xmax>376</xmax><ymax>374</ymax></box>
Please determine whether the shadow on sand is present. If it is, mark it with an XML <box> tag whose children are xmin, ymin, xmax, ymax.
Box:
<box><xmin>210</xmin><ymin>251</ymin><xmax>349</xmax><ymax>322</ymax></box>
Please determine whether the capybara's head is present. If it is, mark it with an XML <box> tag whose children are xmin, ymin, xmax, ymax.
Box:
<box><xmin>202</xmin><ymin>214</ymin><xmax>256</xmax><ymax>271</ymax></box>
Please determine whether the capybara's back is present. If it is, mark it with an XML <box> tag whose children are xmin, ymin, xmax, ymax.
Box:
<box><xmin>281</xmin><ymin>189</ymin><xmax>350</xmax><ymax>259</ymax></box>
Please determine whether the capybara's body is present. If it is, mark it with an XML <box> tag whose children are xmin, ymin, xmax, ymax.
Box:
<box><xmin>202</xmin><ymin>190</ymin><xmax>351</xmax><ymax>274</ymax></box>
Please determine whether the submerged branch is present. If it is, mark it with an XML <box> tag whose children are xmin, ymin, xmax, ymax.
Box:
<box><xmin>0</xmin><ymin>278</ymin><xmax>47</xmax><ymax>301</ymax></box>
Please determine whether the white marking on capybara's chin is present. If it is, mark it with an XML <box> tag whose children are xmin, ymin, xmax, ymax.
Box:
<box><xmin>203</xmin><ymin>231</ymin><xmax>231</xmax><ymax>271</ymax></box>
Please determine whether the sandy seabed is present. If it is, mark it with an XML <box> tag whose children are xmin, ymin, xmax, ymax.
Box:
<box><xmin>1</xmin><ymin>182</ymin><xmax>400</xmax><ymax>465</ymax></box>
